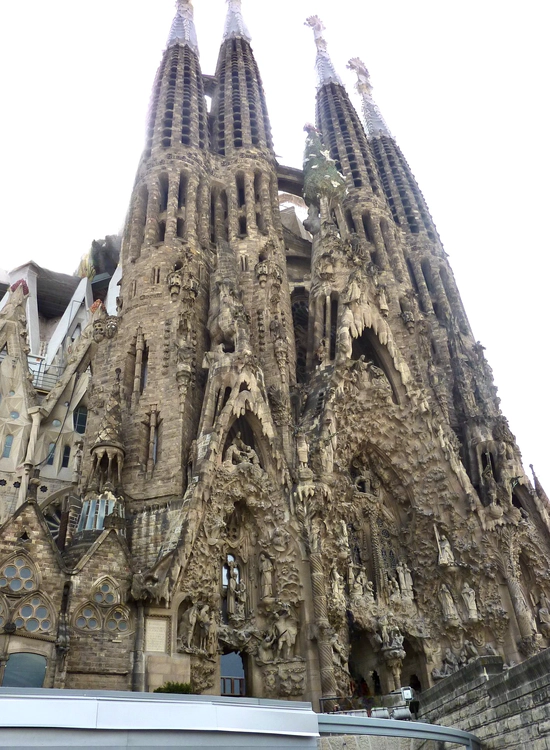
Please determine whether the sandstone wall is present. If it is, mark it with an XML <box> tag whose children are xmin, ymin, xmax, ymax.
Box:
<box><xmin>419</xmin><ymin>652</ymin><xmax>550</xmax><ymax>749</ymax></box>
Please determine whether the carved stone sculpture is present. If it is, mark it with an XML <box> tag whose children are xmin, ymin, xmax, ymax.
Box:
<box><xmin>178</xmin><ymin>602</ymin><xmax>199</xmax><ymax>650</ymax></box>
<box><xmin>462</xmin><ymin>582</ymin><xmax>479</xmax><ymax>622</ymax></box>
<box><xmin>439</xmin><ymin>584</ymin><xmax>460</xmax><ymax>624</ymax></box>
<box><xmin>259</xmin><ymin>553</ymin><xmax>274</xmax><ymax>600</ymax></box>
<box><xmin>437</xmin><ymin>533</ymin><xmax>456</xmax><ymax>567</ymax></box>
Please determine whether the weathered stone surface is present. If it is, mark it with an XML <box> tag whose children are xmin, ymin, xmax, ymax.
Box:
<box><xmin>0</xmin><ymin>9</ymin><xmax>548</xmax><ymax>744</ymax></box>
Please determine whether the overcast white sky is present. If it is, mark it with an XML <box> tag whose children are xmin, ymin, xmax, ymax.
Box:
<box><xmin>0</xmin><ymin>1</ymin><xmax>548</xmax><ymax>488</ymax></box>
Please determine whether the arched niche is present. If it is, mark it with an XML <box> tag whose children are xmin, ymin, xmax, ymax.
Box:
<box><xmin>347</xmin><ymin>447</ymin><xmax>415</xmax><ymax>600</ymax></box>
<box><xmin>349</xmin><ymin>633</ymin><xmax>384</xmax><ymax>697</ymax></box>
<box><xmin>351</xmin><ymin>329</ymin><xmax>401</xmax><ymax>404</ymax></box>
<box><xmin>291</xmin><ymin>288</ymin><xmax>309</xmax><ymax>384</ymax></box>
<box><xmin>400</xmin><ymin>638</ymin><xmax>428</xmax><ymax>693</ymax></box>
<box><xmin>220</xmin><ymin>650</ymin><xmax>247</xmax><ymax>696</ymax></box>
<box><xmin>222</xmin><ymin>415</ymin><xmax>267</xmax><ymax>471</ymax></box>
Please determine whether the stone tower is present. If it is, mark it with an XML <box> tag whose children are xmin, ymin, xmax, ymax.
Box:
<box><xmin>0</xmin><ymin>0</ymin><xmax>549</xmax><ymax>706</ymax></box>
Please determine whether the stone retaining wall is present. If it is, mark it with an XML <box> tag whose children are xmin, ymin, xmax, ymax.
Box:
<box><xmin>419</xmin><ymin>651</ymin><xmax>550</xmax><ymax>748</ymax></box>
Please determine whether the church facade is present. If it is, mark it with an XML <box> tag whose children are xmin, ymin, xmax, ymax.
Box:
<box><xmin>0</xmin><ymin>0</ymin><xmax>549</xmax><ymax>706</ymax></box>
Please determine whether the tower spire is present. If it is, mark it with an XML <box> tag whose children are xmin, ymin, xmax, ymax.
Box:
<box><xmin>305</xmin><ymin>16</ymin><xmax>342</xmax><ymax>88</ymax></box>
<box><xmin>223</xmin><ymin>0</ymin><xmax>252</xmax><ymax>42</ymax></box>
<box><xmin>168</xmin><ymin>0</ymin><xmax>199</xmax><ymax>53</ymax></box>
<box><xmin>348</xmin><ymin>58</ymin><xmax>391</xmax><ymax>138</ymax></box>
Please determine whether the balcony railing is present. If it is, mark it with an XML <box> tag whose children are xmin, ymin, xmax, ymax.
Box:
<box><xmin>28</xmin><ymin>359</ymin><xmax>65</xmax><ymax>392</ymax></box>
<box><xmin>220</xmin><ymin>676</ymin><xmax>246</xmax><ymax>697</ymax></box>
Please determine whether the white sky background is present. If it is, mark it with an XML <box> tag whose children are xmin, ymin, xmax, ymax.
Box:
<box><xmin>0</xmin><ymin>0</ymin><xmax>548</xmax><ymax>488</ymax></box>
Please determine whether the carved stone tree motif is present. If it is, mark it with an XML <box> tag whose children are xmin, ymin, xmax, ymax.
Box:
<box><xmin>496</xmin><ymin>525</ymin><xmax>540</xmax><ymax>656</ymax></box>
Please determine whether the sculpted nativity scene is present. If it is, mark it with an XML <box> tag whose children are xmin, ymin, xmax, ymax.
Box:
<box><xmin>0</xmin><ymin>0</ymin><xmax>549</xmax><ymax>707</ymax></box>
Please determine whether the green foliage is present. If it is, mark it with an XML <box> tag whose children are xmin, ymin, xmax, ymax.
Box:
<box><xmin>154</xmin><ymin>681</ymin><xmax>194</xmax><ymax>694</ymax></box>
<box><xmin>303</xmin><ymin>125</ymin><xmax>346</xmax><ymax>207</ymax></box>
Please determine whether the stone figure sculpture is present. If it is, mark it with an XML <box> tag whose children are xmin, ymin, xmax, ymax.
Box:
<box><xmin>227</xmin><ymin>564</ymin><xmax>238</xmax><ymax>616</ymax></box>
<box><xmin>438</xmin><ymin>584</ymin><xmax>460</xmax><ymax>623</ymax></box>
<box><xmin>461</xmin><ymin>582</ymin><xmax>479</xmax><ymax>622</ymax></box>
<box><xmin>225</xmin><ymin>432</ymin><xmax>260</xmax><ymax>466</ymax></box>
<box><xmin>437</xmin><ymin>534</ymin><xmax>455</xmax><ymax>567</ymax></box>
<box><xmin>259</xmin><ymin>553</ymin><xmax>274</xmax><ymax>600</ymax></box>
<box><xmin>178</xmin><ymin>602</ymin><xmax>198</xmax><ymax>650</ymax></box>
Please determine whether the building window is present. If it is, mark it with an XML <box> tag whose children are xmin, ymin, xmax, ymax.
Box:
<box><xmin>14</xmin><ymin>597</ymin><xmax>52</xmax><ymax>634</ymax></box>
<box><xmin>0</xmin><ymin>557</ymin><xmax>36</xmax><ymax>594</ymax></box>
<box><xmin>140</xmin><ymin>347</ymin><xmax>149</xmax><ymax>393</ymax></box>
<box><xmin>2</xmin><ymin>435</ymin><xmax>13</xmax><ymax>459</ymax></box>
<box><xmin>46</xmin><ymin>443</ymin><xmax>56</xmax><ymax>466</ymax></box>
<box><xmin>93</xmin><ymin>580</ymin><xmax>117</xmax><ymax>606</ymax></box>
<box><xmin>75</xmin><ymin>605</ymin><xmax>101</xmax><ymax>631</ymax></box>
<box><xmin>1</xmin><ymin>653</ymin><xmax>47</xmax><ymax>688</ymax></box>
<box><xmin>73</xmin><ymin>405</ymin><xmax>88</xmax><ymax>434</ymax></box>
<box><xmin>106</xmin><ymin>608</ymin><xmax>130</xmax><ymax>633</ymax></box>
<box><xmin>61</xmin><ymin>445</ymin><xmax>71</xmax><ymax>469</ymax></box>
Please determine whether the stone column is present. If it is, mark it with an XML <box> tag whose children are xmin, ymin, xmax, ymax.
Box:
<box><xmin>132</xmin><ymin>602</ymin><xmax>146</xmax><ymax>692</ymax></box>
<box><xmin>310</xmin><ymin>551</ymin><xmax>338</xmax><ymax>700</ymax></box>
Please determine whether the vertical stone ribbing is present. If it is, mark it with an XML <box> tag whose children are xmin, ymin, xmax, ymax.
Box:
<box><xmin>370</xmin><ymin>135</ymin><xmax>440</xmax><ymax>242</ymax></box>
<box><xmin>316</xmin><ymin>83</ymin><xmax>381</xmax><ymax>197</ymax></box>
<box><xmin>212</xmin><ymin>38</ymin><xmax>273</xmax><ymax>156</ymax></box>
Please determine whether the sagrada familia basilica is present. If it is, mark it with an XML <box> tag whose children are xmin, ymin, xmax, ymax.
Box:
<box><xmin>0</xmin><ymin>0</ymin><xmax>549</xmax><ymax>708</ymax></box>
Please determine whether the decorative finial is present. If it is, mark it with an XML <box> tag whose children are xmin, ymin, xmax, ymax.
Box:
<box><xmin>305</xmin><ymin>16</ymin><xmax>342</xmax><ymax>88</ymax></box>
<box><xmin>223</xmin><ymin>0</ymin><xmax>252</xmax><ymax>42</ymax></box>
<box><xmin>347</xmin><ymin>58</ymin><xmax>391</xmax><ymax>138</ymax></box>
<box><xmin>168</xmin><ymin>0</ymin><xmax>199</xmax><ymax>53</ymax></box>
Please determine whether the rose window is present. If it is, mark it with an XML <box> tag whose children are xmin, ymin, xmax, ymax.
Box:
<box><xmin>75</xmin><ymin>605</ymin><xmax>101</xmax><ymax>631</ymax></box>
<box><xmin>0</xmin><ymin>558</ymin><xmax>36</xmax><ymax>594</ymax></box>
<box><xmin>106</xmin><ymin>608</ymin><xmax>130</xmax><ymax>633</ymax></box>
<box><xmin>14</xmin><ymin>597</ymin><xmax>52</xmax><ymax>633</ymax></box>
<box><xmin>93</xmin><ymin>580</ymin><xmax>117</xmax><ymax>606</ymax></box>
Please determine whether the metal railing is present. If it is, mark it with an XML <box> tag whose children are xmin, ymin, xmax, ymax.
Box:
<box><xmin>318</xmin><ymin>713</ymin><xmax>482</xmax><ymax>750</ymax></box>
<box><xmin>28</xmin><ymin>359</ymin><xmax>65</xmax><ymax>392</ymax></box>
<box><xmin>221</xmin><ymin>676</ymin><xmax>246</xmax><ymax>697</ymax></box>
<box><xmin>0</xmin><ymin>351</ymin><xmax>65</xmax><ymax>392</ymax></box>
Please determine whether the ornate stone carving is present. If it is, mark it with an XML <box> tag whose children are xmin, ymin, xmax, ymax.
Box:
<box><xmin>224</xmin><ymin>433</ymin><xmax>260</xmax><ymax>467</ymax></box>
<box><xmin>190</xmin><ymin>659</ymin><xmax>215</xmax><ymax>694</ymax></box>
<box><xmin>438</xmin><ymin>584</ymin><xmax>460</xmax><ymax>625</ymax></box>
<box><xmin>259</xmin><ymin>553</ymin><xmax>274</xmax><ymax>600</ymax></box>
<box><xmin>461</xmin><ymin>582</ymin><xmax>479</xmax><ymax>622</ymax></box>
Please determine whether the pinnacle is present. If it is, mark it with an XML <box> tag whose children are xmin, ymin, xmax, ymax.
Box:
<box><xmin>305</xmin><ymin>16</ymin><xmax>342</xmax><ymax>88</ymax></box>
<box><xmin>93</xmin><ymin>369</ymin><xmax>124</xmax><ymax>450</ymax></box>
<box><xmin>348</xmin><ymin>57</ymin><xmax>392</xmax><ymax>138</ymax></box>
<box><xmin>168</xmin><ymin>0</ymin><xmax>200</xmax><ymax>54</ymax></box>
<box><xmin>223</xmin><ymin>0</ymin><xmax>252</xmax><ymax>42</ymax></box>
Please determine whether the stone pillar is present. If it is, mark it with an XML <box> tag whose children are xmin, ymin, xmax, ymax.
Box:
<box><xmin>310</xmin><ymin>551</ymin><xmax>338</xmax><ymax>700</ymax></box>
<box><xmin>132</xmin><ymin>330</ymin><xmax>145</xmax><ymax>406</ymax></box>
<box><xmin>410</xmin><ymin>256</ymin><xmax>434</xmax><ymax>315</ymax></box>
<box><xmin>132</xmin><ymin>602</ymin><xmax>146</xmax><ymax>692</ymax></box>
<box><xmin>506</xmin><ymin>574</ymin><xmax>537</xmax><ymax>641</ymax></box>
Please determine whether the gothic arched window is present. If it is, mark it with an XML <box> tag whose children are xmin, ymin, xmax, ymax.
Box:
<box><xmin>105</xmin><ymin>607</ymin><xmax>131</xmax><ymax>634</ymax></box>
<box><xmin>0</xmin><ymin>555</ymin><xmax>37</xmax><ymax>595</ymax></box>
<box><xmin>92</xmin><ymin>578</ymin><xmax>119</xmax><ymax>607</ymax></box>
<box><xmin>14</xmin><ymin>595</ymin><xmax>53</xmax><ymax>634</ymax></box>
<box><xmin>75</xmin><ymin>604</ymin><xmax>101</xmax><ymax>632</ymax></box>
